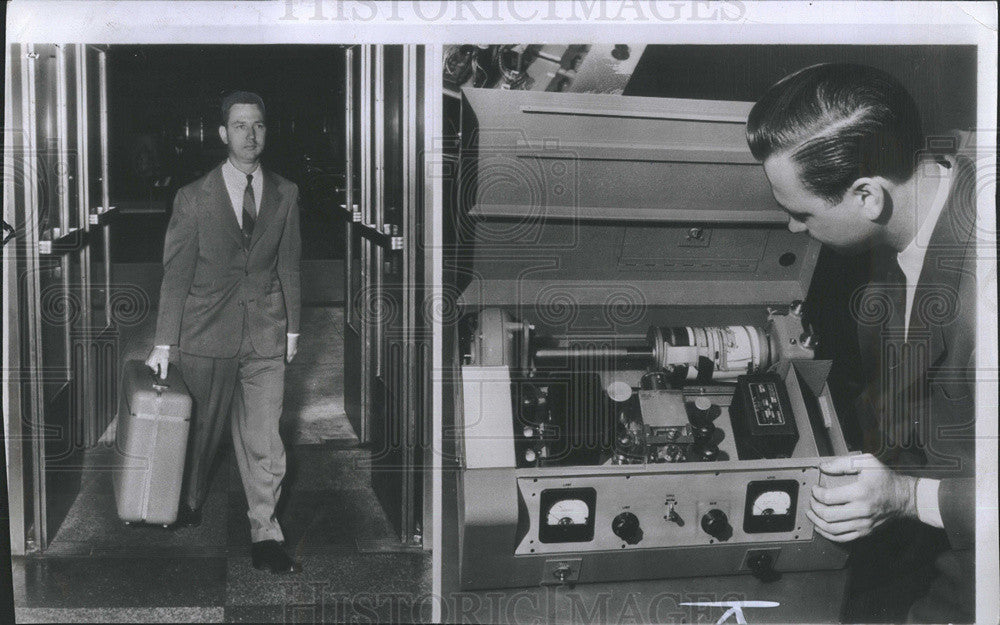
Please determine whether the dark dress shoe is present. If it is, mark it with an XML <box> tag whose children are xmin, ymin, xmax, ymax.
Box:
<box><xmin>251</xmin><ymin>540</ymin><xmax>301</xmax><ymax>574</ymax></box>
<box><xmin>170</xmin><ymin>504</ymin><xmax>202</xmax><ymax>529</ymax></box>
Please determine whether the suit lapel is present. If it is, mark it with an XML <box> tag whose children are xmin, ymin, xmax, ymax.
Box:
<box><xmin>855</xmin><ymin>157</ymin><xmax>977</xmax><ymax>457</ymax></box>
<box><xmin>206</xmin><ymin>165</ymin><xmax>244</xmax><ymax>247</ymax></box>
<box><xmin>249</xmin><ymin>169</ymin><xmax>283</xmax><ymax>251</ymax></box>
<box><xmin>908</xmin><ymin>156</ymin><xmax>976</xmax><ymax>366</ymax></box>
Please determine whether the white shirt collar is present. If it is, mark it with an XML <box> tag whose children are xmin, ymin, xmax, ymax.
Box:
<box><xmin>896</xmin><ymin>158</ymin><xmax>954</xmax><ymax>337</ymax></box>
<box><xmin>221</xmin><ymin>158</ymin><xmax>263</xmax><ymax>220</ymax></box>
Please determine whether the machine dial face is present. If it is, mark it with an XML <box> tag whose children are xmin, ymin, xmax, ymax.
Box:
<box><xmin>751</xmin><ymin>490</ymin><xmax>792</xmax><ymax>516</ymax></box>
<box><xmin>547</xmin><ymin>499</ymin><xmax>590</xmax><ymax>526</ymax></box>
<box><xmin>538</xmin><ymin>488</ymin><xmax>597</xmax><ymax>543</ymax></box>
<box><xmin>743</xmin><ymin>479</ymin><xmax>799</xmax><ymax>533</ymax></box>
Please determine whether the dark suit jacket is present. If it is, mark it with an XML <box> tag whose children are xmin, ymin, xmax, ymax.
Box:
<box><xmin>854</xmin><ymin>155</ymin><xmax>977</xmax><ymax>623</ymax></box>
<box><xmin>154</xmin><ymin>163</ymin><xmax>302</xmax><ymax>358</ymax></box>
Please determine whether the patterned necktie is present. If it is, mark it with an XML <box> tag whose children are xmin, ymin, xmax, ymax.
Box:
<box><xmin>242</xmin><ymin>173</ymin><xmax>255</xmax><ymax>249</ymax></box>
<box><xmin>883</xmin><ymin>254</ymin><xmax>909</xmax><ymax>333</ymax></box>
<box><xmin>875</xmin><ymin>253</ymin><xmax>915</xmax><ymax>460</ymax></box>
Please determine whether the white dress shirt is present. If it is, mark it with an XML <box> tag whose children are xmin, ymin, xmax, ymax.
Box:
<box><xmin>221</xmin><ymin>158</ymin><xmax>263</xmax><ymax>226</ymax></box>
<box><xmin>894</xmin><ymin>159</ymin><xmax>954</xmax><ymax>529</ymax></box>
<box><xmin>896</xmin><ymin>160</ymin><xmax>953</xmax><ymax>342</ymax></box>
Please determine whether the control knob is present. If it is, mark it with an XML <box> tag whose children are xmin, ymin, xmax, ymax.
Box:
<box><xmin>690</xmin><ymin>397</ymin><xmax>719</xmax><ymax>434</ymax></box>
<box><xmin>612</xmin><ymin>512</ymin><xmax>643</xmax><ymax>545</ymax></box>
<box><xmin>700</xmin><ymin>508</ymin><xmax>733</xmax><ymax>541</ymax></box>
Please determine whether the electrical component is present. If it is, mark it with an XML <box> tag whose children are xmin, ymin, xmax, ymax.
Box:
<box><xmin>744</xmin><ymin>480</ymin><xmax>799</xmax><ymax>534</ymax></box>
<box><xmin>729</xmin><ymin>373</ymin><xmax>799</xmax><ymax>460</ymax></box>
<box><xmin>539</xmin><ymin>488</ymin><xmax>596</xmax><ymax>543</ymax></box>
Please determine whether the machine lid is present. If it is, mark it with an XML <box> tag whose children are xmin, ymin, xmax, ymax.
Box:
<box><xmin>460</xmin><ymin>87</ymin><xmax>791</xmax><ymax>224</ymax></box>
<box><xmin>456</xmin><ymin>88</ymin><xmax>821</xmax><ymax>308</ymax></box>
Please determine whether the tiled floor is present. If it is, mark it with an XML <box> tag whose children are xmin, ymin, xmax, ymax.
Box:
<box><xmin>11</xmin><ymin>305</ymin><xmax>431</xmax><ymax>623</ymax></box>
<box><xmin>13</xmin><ymin>444</ymin><xmax>431</xmax><ymax>623</ymax></box>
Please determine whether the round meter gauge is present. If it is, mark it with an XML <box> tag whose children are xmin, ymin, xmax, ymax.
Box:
<box><xmin>743</xmin><ymin>480</ymin><xmax>799</xmax><ymax>533</ymax></box>
<box><xmin>547</xmin><ymin>499</ymin><xmax>590</xmax><ymax>526</ymax></box>
<box><xmin>539</xmin><ymin>488</ymin><xmax>597</xmax><ymax>543</ymax></box>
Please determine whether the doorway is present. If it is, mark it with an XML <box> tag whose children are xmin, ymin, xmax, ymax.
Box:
<box><xmin>4</xmin><ymin>42</ymin><xmax>430</xmax><ymax>622</ymax></box>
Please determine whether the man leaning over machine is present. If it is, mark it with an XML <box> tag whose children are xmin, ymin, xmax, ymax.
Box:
<box><xmin>745</xmin><ymin>63</ymin><xmax>982</xmax><ymax>623</ymax></box>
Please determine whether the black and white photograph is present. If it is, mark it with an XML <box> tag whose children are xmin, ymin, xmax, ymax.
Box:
<box><xmin>438</xmin><ymin>42</ymin><xmax>993</xmax><ymax>624</ymax></box>
<box><xmin>2</xmin><ymin>2</ymin><xmax>997</xmax><ymax>625</ymax></box>
<box><xmin>3</xmin><ymin>38</ymin><xmax>432</xmax><ymax>623</ymax></box>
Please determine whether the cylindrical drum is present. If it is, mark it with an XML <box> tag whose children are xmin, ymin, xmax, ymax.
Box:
<box><xmin>649</xmin><ymin>325</ymin><xmax>772</xmax><ymax>381</ymax></box>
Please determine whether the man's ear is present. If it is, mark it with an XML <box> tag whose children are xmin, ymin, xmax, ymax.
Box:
<box><xmin>850</xmin><ymin>177</ymin><xmax>888</xmax><ymax>222</ymax></box>
<box><xmin>218</xmin><ymin>125</ymin><xmax>229</xmax><ymax>146</ymax></box>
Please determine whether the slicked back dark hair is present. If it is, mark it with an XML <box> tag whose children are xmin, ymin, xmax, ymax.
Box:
<box><xmin>220</xmin><ymin>91</ymin><xmax>266</xmax><ymax>125</ymax></box>
<box><xmin>746</xmin><ymin>63</ymin><xmax>923</xmax><ymax>203</ymax></box>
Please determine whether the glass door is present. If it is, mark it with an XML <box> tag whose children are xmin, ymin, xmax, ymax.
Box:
<box><xmin>5</xmin><ymin>43</ymin><xmax>112</xmax><ymax>551</ymax></box>
<box><xmin>82</xmin><ymin>45</ymin><xmax>117</xmax><ymax>448</ymax></box>
<box><xmin>342</xmin><ymin>45</ymin><xmax>425</xmax><ymax>545</ymax></box>
<box><xmin>33</xmin><ymin>43</ymin><xmax>82</xmax><ymax>548</ymax></box>
<box><xmin>343</xmin><ymin>45</ymin><xmax>371</xmax><ymax>441</ymax></box>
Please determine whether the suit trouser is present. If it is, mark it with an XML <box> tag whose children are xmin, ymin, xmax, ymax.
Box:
<box><xmin>177</xmin><ymin>314</ymin><xmax>286</xmax><ymax>543</ymax></box>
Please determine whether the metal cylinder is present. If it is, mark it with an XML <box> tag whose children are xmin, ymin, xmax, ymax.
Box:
<box><xmin>648</xmin><ymin>325</ymin><xmax>772</xmax><ymax>381</ymax></box>
<box><xmin>497</xmin><ymin>310</ymin><xmax>773</xmax><ymax>383</ymax></box>
<box><xmin>532</xmin><ymin>346</ymin><xmax>654</xmax><ymax>362</ymax></box>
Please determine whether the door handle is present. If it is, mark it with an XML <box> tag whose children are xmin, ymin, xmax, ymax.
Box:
<box><xmin>355</xmin><ymin>222</ymin><xmax>403</xmax><ymax>251</ymax></box>
<box><xmin>343</xmin><ymin>206</ymin><xmax>403</xmax><ymax>251</ymax></box>
<box><xmin>87</xmin><ymin>205</ymin><xmax>117</xmax><ymax>226</ymax></box>
<box><xmin>339</xmin><ymin>203</ymin><xmax>363</xmax><ymax>222</ymax></box>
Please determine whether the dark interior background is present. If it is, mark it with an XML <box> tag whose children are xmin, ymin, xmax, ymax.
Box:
<box><xmin>107</xmin><ymin>45</ymin><xmax>347</xmax><ymax>262</ymax></box>
<box><xmin>624</xmin><ymin>45</ymin><xmax>976</xmax><ymax>132</ymax></box>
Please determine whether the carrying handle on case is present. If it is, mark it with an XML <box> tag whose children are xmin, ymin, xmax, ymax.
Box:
<box><xmin>149</xmin><ymin>366</ymin><xmax>170</xmax><ymax>394</ymax></box>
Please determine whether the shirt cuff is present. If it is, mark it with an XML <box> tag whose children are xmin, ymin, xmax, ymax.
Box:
<box><xmin>287</xmin><ymin>333</ymin><xmax>299</xmax><ymax>338</ymax></box>
<box><xmin>154</xmin><ymin>345</ymin><xmax>171</xmax><ymax>350</ymax></box>
<box><xmin>916</xmin><ymin>478</ymin><xmax>944</xmax><ymax>528</ymax></box>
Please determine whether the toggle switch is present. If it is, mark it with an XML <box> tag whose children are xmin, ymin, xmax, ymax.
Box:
<box><xmin>666</xmin><ymin>506</ymin><xmax>685</xmax><ymax>527</ymax></box>
<box><xmin>553</xmin><ymin>564</ymin><xmax>573</xmax><ymax>582</ymax></box>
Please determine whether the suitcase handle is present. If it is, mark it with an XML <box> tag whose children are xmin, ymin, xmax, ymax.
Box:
<box><xmin>149</xmin><ymin>367</ymin><xmax>171</xmax><ymax>394</ymax></box>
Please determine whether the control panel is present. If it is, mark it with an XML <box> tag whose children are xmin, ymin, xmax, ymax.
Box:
<box><xmin>516</xmin><ymin>469</ymin><xmax>816</xmax><ymax>555</ymax></box>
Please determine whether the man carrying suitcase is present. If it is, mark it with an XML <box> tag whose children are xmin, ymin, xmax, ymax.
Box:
<box><xmin>146</xmin><ymin>90</ymin><xmax>302</xmax><ymax>574</ymax></box>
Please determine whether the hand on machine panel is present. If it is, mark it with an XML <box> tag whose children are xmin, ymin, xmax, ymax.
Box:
<box><xmin>807</xmin><ymin>453</ymin><xmax>922</xmax><ymax>543</ymax></box>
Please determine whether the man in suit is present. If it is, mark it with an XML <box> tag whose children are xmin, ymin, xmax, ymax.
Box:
<box><xmin>146</xmin><ymin>91</ymin><xmax>302</xmax><ymax>573</ymax></box>
<box><xmin>746</xmin><ymin>64</ymin><xmax>980</xmax><ymax>622</ymax></box>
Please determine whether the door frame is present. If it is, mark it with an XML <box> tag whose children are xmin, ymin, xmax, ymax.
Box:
<box><xmin>3</xmin><ymin>43</ymin><xmax>112</xmax><ymax>554</ymax></box>
<box><xmin>342</xmin><ymin>44</ymin><xmax>426</xmax><ymax>546</ymax></box>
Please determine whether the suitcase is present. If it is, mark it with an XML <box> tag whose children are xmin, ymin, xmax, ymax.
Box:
<box><xmin>113</xmin><ymin>359</ymin><xmax>192</xmax><ymax>527</ymax></box>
